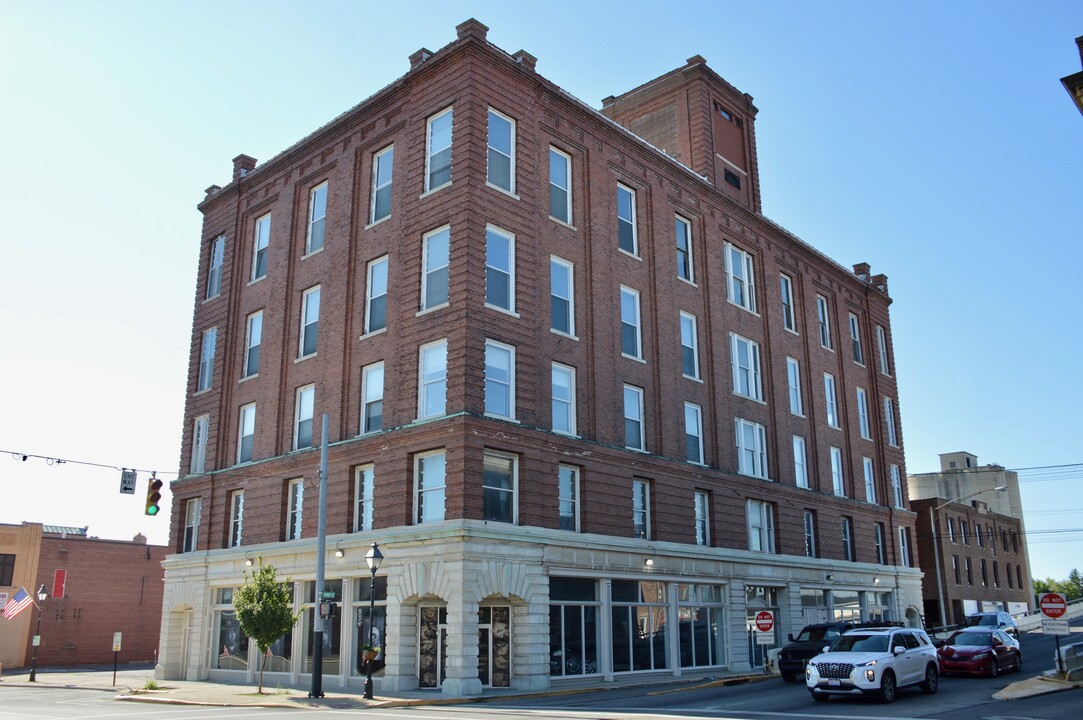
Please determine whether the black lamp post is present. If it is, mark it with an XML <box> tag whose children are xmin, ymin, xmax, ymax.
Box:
<box><xmin>28</xmin><ymin>584</ymin><xmax>48</xmax><ymax>682</ymax></box>
<box><xmin>363</xmin><ymin>542</ymin><xmax>384</xmax><ymax>700</ymax></box>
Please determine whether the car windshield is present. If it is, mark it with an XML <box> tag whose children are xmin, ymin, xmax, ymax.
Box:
<box><xmin>965</xmin><ymin>615</ymin><xmax>996</xmax><ymax>627</ymax></box>
<box><xmin>831</xmin><ymin>634</ymin><xmax>888</xmax><ymax>653</ymax></box>
<box><xmin>947</xmin><ymin>631</ymin><xmax>991</xmax><ymax>646</ymax></box>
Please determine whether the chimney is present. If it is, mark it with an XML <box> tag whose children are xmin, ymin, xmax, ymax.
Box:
<box><xmin>232</xmin><ymin>154</ymin><xmax>257</xmax><ymax>181</ymax></box>
<box><xmin>871</xmin><ymin>273</ymin><xmax>889</xmax><ymax>294</ymax></box>
<box><xmin>132</xmin><ymin>533</ymin><xmax>148</xmax><ymax>544</ymax></box>
<box><xmin>204</xmin><ymin>184</ymin><xmax>221</xmax><ymax>199</ymax></box>
<box><xmin>852</xmin><ymin>262</ymin><xmax>871</xmax><ymax>280</ymax></box>
<box><xmin>409</xmin><ymin>47</ymin><xmax>433</xmax><ymax>70</ymax></box>
<box><xmin>456</xmin><ymin>18</ymin><xmax>489</xmax><ymax>42</ymax></box>
<box><xmin>513</xmin><ymin>50</ymin><xmax>537</xmax><ymax>72</ymax></box>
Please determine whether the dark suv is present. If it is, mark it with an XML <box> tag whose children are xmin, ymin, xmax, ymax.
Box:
<box><xmin>779</xmin><ymin>621</ymin><xmax>898</xmax><ymax>682</ymax></box>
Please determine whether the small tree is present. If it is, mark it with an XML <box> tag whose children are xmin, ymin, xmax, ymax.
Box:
<box><xmin>233</xmin><ymin>557</ymin><xmax>300</xmax><ymax>693</ymax></box>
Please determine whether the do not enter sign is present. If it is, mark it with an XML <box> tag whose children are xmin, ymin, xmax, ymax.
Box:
<box><xmin>755</xmin><ymin>610</ymin><xmax>775</xmax><ymax>633</ymax></box>
<box><xmin>1040</xmin><ymin>592</ymin><xmax>1067</xmax><ymax>619</ymax></box>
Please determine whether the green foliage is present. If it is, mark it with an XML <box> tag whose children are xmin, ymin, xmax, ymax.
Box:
<box><xmin>1032</xmin><ymin>568</ymin><xmax>1083</xmax><ymax>602</ymax></box>
<box><xmin>233</xmin><ymin>557</ymin><xmax>300</xmax><ymax>693</ymax></box>
<box><xmin>142</xmin><ymin>679</ymin><xmax>161</xmax><ymax>690</ymax></box>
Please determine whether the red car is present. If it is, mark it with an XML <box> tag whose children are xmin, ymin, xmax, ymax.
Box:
<box><xmin>937</xmin><ymin>628</ymin><xmax>1022</xmax><ymax>677</ymax></box>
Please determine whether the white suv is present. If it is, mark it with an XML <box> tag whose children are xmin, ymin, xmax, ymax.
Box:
<box><xmin>806</xmin><ymin>626</ymin><xmax>939</xmax><ymax>703</ymax></box>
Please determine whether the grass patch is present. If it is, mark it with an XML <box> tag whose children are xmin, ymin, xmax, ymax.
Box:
<box><xmin>143</xmin><ymin>679</ymin><xmax>162</xmax><ymax>690</ymax></box>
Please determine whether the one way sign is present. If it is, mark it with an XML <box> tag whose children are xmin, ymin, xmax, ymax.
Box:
<box><xmin>120</xmin><ymin>470</ymin><xmax>137</xmax><ymax>494</ymax></box>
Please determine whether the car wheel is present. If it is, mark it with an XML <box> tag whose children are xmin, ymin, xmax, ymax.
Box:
<box><xmin>1015</xmin><ymin>653</ymin><xmax>1023</xmax><ymax>673</ymax></box>
<box><xmin>920</xmin><ymin>664</ymin><xmax>939</xmax><ymax>694</ymax></box>
<box><xmin>878</xmin><ymin>671</ymin><xmax>896</xmax><ymax>704</ymax></box>
<box><xmin>810</xmin><ymin>691</ymin><xmax>829</xmax><ymax>702</ymax></box>
<box><xmin>781</xmin><ymin>671</ymin><xmax>797</xmax><ymax>683</ymax></box>
<box><xmin>989</xmin><ymin>658</ymin><xmax>999</xmax><ymax>678</ymax></box>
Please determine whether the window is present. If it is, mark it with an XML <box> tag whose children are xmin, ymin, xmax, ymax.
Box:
<box><xmin>365</xmin><ymin>256</ymin><xmax>388</xmax><ymax>334</ymax></box>
<box><xmin>793</xmin><ymin>435</ymin><xmax>808</xmax><ymax>488</ymax></box>
<box><xmin>857</xmin><ymin>388</ymin><xmax>870</xmax><ymax>439</ymax></box>
<box><xmin>736</xmin><ymin>418</ymin><xmax>768</xmax><ymax>479</ymax></box>
<box><xmin>486</xmin><ymin>108</ymin><xmax>515</xmax><ymax>192</ymax></box>
<box><xmin>551</xmin><ymin>363</ymin><xmax>576</xmax><ymax>435</ymax></box>
<box><xmin>616</xmin><ymin>184</ymin><xmax>637</xmax><ymax>255</ymax></box>
<box><xmin>694</xmin><ymin>491</ymin><xmax>710</xmax><ymax>546</ymax></box>
<box><xmin>415</xmin><ymin>450</ymin><xmax>446</xmax><ymax>523</ymax></box>
<box><xmin>875</xmin><ymin>524</ymin><xmax>887</xmax><ymax>565</ymax></box>
<box><xmin>815</xmin><ymin>294</ymin><xmax>831</xmax><ymax>349</ymax></box>
<box><xmin>668</xmin><ymin>317</ymin><xmax>698</xmax><ymax>389</ymax></box>
<box><xmin>1016</xmin><ymin>565</ymin><xmax>1022</xmax><ymax>589</ymax></box>
<box><xmin>0</xmin><ymin>554</ymin><xmax>14</xmax><ymax>586</ymax></box>
<box><xmin>849</xmin><ymin>313</ymin><xmax>863</xmax><ymax>365</ymax></box>
<box><xmin>306</xmin><ymin>182</ymin><xmax>327</xmax><ymax>254</ymax></box>
<box><xmin>558</xmin><ymin>465</ymin><xmax>579</xmax><ymax>531</ymax></box>
<box><xmin>787</xmin><ymin>357</ymin><xmax>803</xmax><ymax>415</ymax></box>
<box><xmin>993</xmin><ymin>561</ymin><xmax>1000</xmax><ymax>588</ymax></box>
<box><xmin>229</xmin><ymin>490</ymin><xmax>244</xmax><ymax>547</ymax></box>
<box><xmin>632</xmin><ymin>479</ymin><xmax>650</xmax><ymax>539</ymax></box>
<box><xmin>294</xmin><ymin>385</ymin><xmax>315</xmax><ymax>450</ymax></box>
<box><xmin>876</xmin><ymin>325</ymin><xmax>891</xmax><ymax>375</ymax></box>
<box><xmin>183</xmin><ymin>498</ymin><xmax>200</xmax><ymax>552</ymax></box>
<box><xmin>237</xmin><ymin>403</ymin><xmax>255</xmax><ymax>464</ymax></box>
<box><xmin>425</xmin><ymin>107</ymin><xmax>453</xmax><ymax>191</ymax></box>
<box><xmin>824</xmin><ymin>374</ymin><xmax>839</xmax><ymax>428</ymax></box>
<box><xmin>623</xmin><ymin>384</ymin><xmax>645</xmax><ymax>451</ymax></box>
<box><xmin>191</xmin><ymin>414</ymin><xmax>209</xmax><ymax>474</ymax></box>
<box><xmin>287</xmin><ymin>479</ymin><xmax>303</xmax><ymax>540</ymax></box>
<box><xmin>747</xmin><ymin>500</ymin><xmax>775</xmax><ymax>553</ymax></box>
<box><xmin>485</xmin><ymin>226</ymin><xmax>515</xmax><ymax>312</ymax></box>
<box><xmin>370</xmin><ymin>145</ymin><xmax>393</xmax><ymax>224</ymax></box>
<box><xmin>965</xmin><ymin>557</ymin><xmax>973</xmax><ymax>584</ymax></box>
<box><xmin>361</xmin><ymin>362</ymin><xmax>384</xmax><ymax>434</ymax></box>
<box><xmin>300</xmin><ymin>286</ymin><xmax>320</xmax><ymax>358</ymax></box>
<box><xmin>206</xmin><ymin>235</ymin><xmax>224</xmax><ymax>299</ymax></box>
<box><xmin>685</xmin><ymin>403</ymin><xmax>704</xmax><ymax>465</ymax></box>
<box><xmin>243</xmin><ymin>312</ymin><xmax>262</xmax><ymax>378</ymax></box>
<box><xmin>948</xmin><ymin>517</ymin><xmax>957</xmax><ymax>543</ymax></box>
<box><xmin>550</xmin><ymin>256</ymin><xmax>575</xmax><ymax>336</ymax></box>
<box><xmin>780</xmin><ymin>273</ymin><xmax>796</xmax><ymax>331</ymax></box>
<box><xmin>252</xmin><ymin>213</ymin><xmax>270</xmax><ymax>281</ymax></box>
<box><xmin>830</xmin><ymin>447</ymin><xmax>845</xmax><ymax>496</ymax></box>
<box><xmin>890</xmin><ymin>464</ymin><xmax>903</xmax><ymax>508</ymax></box>
<box><xmin>418</xmin><ymin>339</ymin><xmax>448</xmax><ymax>419</ymax></box>
<box><xmin>841</xmin><ymin>517</ymin><xmax>854</xmax><ymax>561</ymax></box>
<box><xmin>355</xmin><ymin>465</ymin><xmax>374</xmax><ymax>532</ymax></box>
<box><xmin>549</xmin><ymin>147</ymin><xmax>572</xmax><ymax>223</ymax></box>
<box><xmin>484</xmin><ymin>340</ymin><xmax>515</xmax><ymax>419</ymax></box>
<box><xmin>725</xmin><ymin>242</ymin><xmax>756</xmax><ymax>312</ymax></box>
<box><xmin>976</xmin><ymin>522</ymin><xmax>984</xmax><ymax>548</ymax></box>
<box><xmin>675</xmin><ymin>215</ymin><xmax>693</xmax><ymax>282</ymax></box>
<box><xmin>198</xmin><ymin>327</ymin><xmax>216</xmax><ymax>392</ymax></box>
<box><xmin>620</xmin><ymin>286</ymin><xmax>642</xmax><ymax>359</ymax></box>
<box><xmin>899</xmin><ymin>528</ymin><xmax>912</xmax><ymax>568</ymax></box>
<box><xmin>483</xmin><ymin>450</ymin><xmax>516</xmax><ymax>523</ymax></box>
<box><xmin>803</xmin><ymin>511</ymin><xmax>816</xmax><ymax>557</ymax></box>
<box><xmin>884</xmin><ymin>398</ymin><xmax>898</xmax><ymax>446</ymax></box>
<box><xmin>962</xmin><ymin>520</ymin><xmax>970</xmax><ymax>545</ymax></box>
<box><xmin>953</xmin><ymin>555</ymin><xmax>961</xmax><ymax>584</ymax></box>
<box><xmin>1007</xmin><ymin>563</ymin><xmax>1013</xmax><ymax>588</ymax></box>
<box><xmin>421</xmin><ymin>226</ymin><xmax>450</xmax><ymax>310</ymax></box>
<box><xmin>731</xmin><ymin>334</ymin><xmax>762</xmax><ymax>400</ymax></box>
<box><xmin>863</xmin><ymin>457</ymin><xmax>876</xmax><ymax>504</ymax></box>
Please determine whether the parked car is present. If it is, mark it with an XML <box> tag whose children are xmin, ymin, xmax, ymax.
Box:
<box><xmin>778</xmin><ymin>621</ymin><xmax>898</xmax><ymax>682</ymax></box>
<box><xmin>938</xmin><ymin>628</ymin><xmax>1022</xmax><ymax>677</ymax></box>
<box><xmin>963</xmin><ymin>611</ymin><xmax>1019</xmax><ymax>638</ymax></box>
<box><xmin>806</xmin><ymin>626</ymin><xmax>939</xmax><ymax>703</ymax></box>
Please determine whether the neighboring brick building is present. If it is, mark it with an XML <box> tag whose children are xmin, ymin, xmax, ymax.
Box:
<box><xmin>1062</xmin><ymin>35</ymin><xmax>1083</xmax><ymax>115</ymax></box>
<box><xmin>0</xmin><ymin>522</ymin><xmax>166</xmax><ymax>669</ymax></box>
<box><xmin>159</xmin><ymin>20</ymin><xmax>920</xmax><ymax>696</ymax></box>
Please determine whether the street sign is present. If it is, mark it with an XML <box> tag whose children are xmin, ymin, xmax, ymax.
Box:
<box><xmin>1043</xmin><ymin>619</ymin><xmax>1070</xmax><ymax>635</ymax></box>
<box><xmin>1039</xmin><ymin>592</ymin><xmax>1068</xmax><ymax>619</ymax></box>
<box><xmin>113</xmin><ymin>632</ymin><xmax>123</xmax><ymax>652</ymax></box>
<box><xmin>755</xmin><ymin>610</ymin><xmax>775</xmax><ymax>633</ymax></box>
<box><xmin>120</xmin><ymin>470</ymin><xmax>137</xmax><ymax>495</ymax></box>
<box><xmin>32</xmin><ymin>635</ymin><xmax>41</xmax><ymax>647</ymax></box>
<box><xmin>756</xmin><ymin>631</ymin><xmax>774</xmax><ymax>645</ymax></box>
<box><xmin>321</xmin><ymin>590</ymin><xmax>337</xmax><ymax>599</ymax></box>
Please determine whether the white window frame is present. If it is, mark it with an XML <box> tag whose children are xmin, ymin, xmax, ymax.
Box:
<box><xmin>484</xmin><ymin>225</ymin><xmax>516</xmax><ymax>314</ymax></box>
<box><xmin>842</xmin><ymin>517</ymin><xmax>854</xmax><ymax>561</ymax></box>
<box><xmin>421</xmin><ymin>226</ymin><xmax>450</xmax><ymax>311</ymax></box>
<box><xmin>623</xmin><ymin>384</ymin><xmax>645</xmax><ymax>451</ymax></box>
<box><xmin>803</xmin><ymin>510</ymin><xmax>816</xmax><ymax>558</ymax></box>
<box><xmin>787</xmin><ymin>357</ymin><xmax>803</xmax><ymax>415</ymax></box>
<box><xmin>857</xmin><ymin>387</ymin><xmax>871</xmax><ymax>439</ymax></box>
<box><xmin>948</xmin><ymin>517</ymin><xmax>957</xmax><ymax>543</ymax></box>
<box><xmin>898</xmin><ymin>527</ymin><xmax>911</xmax><ymax>568</ymax></box>
<box><xmin>251</xmin><ymin>213</ymin><xmax>271</xmax><ymax>282</ymax></box>
<box><xmin>237</xmin><ymin>403</ymin><xmax>255</xmax><ymax>464</ymax></box>
<box><xmin>415</xmin><ymin>450</ymin><xmax>447</xmax><ymax>524</ymax></box>
<box><xmin>824</xmin><ymin>373</ymin><xmax>840</xmax><ymax>429</ymax></box>
<box><xmin>551</xmin><ymin>363</ymin><xmax>577</xmax><ymax>436</ymax></box>
<box><xmin>550</xmin><ymin>255</ymin><xmax>575</xmax><ymax>337</ymax></box>
<box><xmin>793</xmin><ymin>435</ymin><xmax>808</xmax><ymax>488</ymax></box>
<box><xmin>305</xmin><ymin>181</ymin><xmax>328</xmax><ymax>255</ymax></box>
<box><xmin>736</xmin><ymin>418</ymin><xmax>768</xmax><ymax>479</ymax></box>
<box><xmin>725</xmin><ymin>241</ymin><xmax>757</xmax><ymax>313</ymax></box>
<box><xmin>206</xmin><ymin>235</ymin><xmax>224</xmax><ymax>299</ymax></box>
<box><xmin>482</xmin><ymin>449</ymin><xmax>518</xmax><ymax>524</ymax></box>
<box><xmin>183</xmin><ymin>498</ymin><xmax>200</xmax><ymax>553</ymax></box>
<box><xmin>730</xmin><ymin>333</ymin><xmax>762</xmax><ymax>401</ymax></box>
<box><xmin>890</xmin><ymin>464</ymin><xmax>904</xmax><ymax>508</ymax></box>
<box><xmin>354</xmin><ymin>464</ymin><xmax>374</xmax><ymax>532</ymax></box>
<box><xmin>875</xmin><ymin>523</ymin><xmax>887</xmax><ymax>564</ymax></box>
<box><xmin>198</xmin><ymin>327</ymin><xmax>216</xmax><ymax>392</ymax></box>
<box><xmin>287</xmin><ymin>478</ymin><xmax>303</xmax><ymax>540</ymax></box>
<box><xmin>863</xmin><ymin>457</ymin><xmax>877</xmax><ymax>504</ymax></box>
<box><xmin>558</xmin><ymin>465</ymin><xmax>580</xmax><ymax>532</ymax></box>
<box><xmin>632</xmin><ymin>479</ymin><xmax>650</xmax><ymax>539</ymax></box>
<box><xmin>191</xmin><ymin>414</ymin><xmax>209</xmax><ymax>474</ymax></box>
<box><xmin>360</xmin><ymin>361</ymin><xmax>384</xmax><ymax>435</ymax></box>
<box><xmin>484</xmin><ymin>339</ymin><xmax>516</xmax><ymax>420</ymax></box>
<box><xmin>780</xmin><ymin>273</ymin><xmax>796</xmax><ymax>332</ymax></box>
<box><xmin>616</xmin><ymin>183</ymin><xmax>638</xmax><ymax>256</ymax></box>
<box><xmin>694</xmin><ymin>490</ymin><xmax>710</xmax><ymax>546</ymax></box>
<box><xmin>747</xmin><ymin>500</ymin><xmax>775</xmax><ymax>553</ymax></box>
<box><xmin>370</xmin><ymin>144</ymin><xmax>394</xmax><ymax>224</ymax></box>
<box><xmin>294</xmin><ymin>384</ymin><xmax>315</xmax><ymax>450</ymax></box>
<box><xmin>876</xmin><ymin>325</ymin><xmax>891</xmax><ymax>376</ymax></box>
<box><xmin>816</xmin><ymin>294</ymin><xmax>832</xmax><ymax>349</ymax></box>
<box><xmin>243</xmin><ymin>311</ymin><xmax>262</xmax><ymax>379</ymax></box>
<box><xmin>365</xmin><ymin>256</ymin><xmax>388</xmax><ymax>334</ymax></box>
<box><xmin>884</xmin><ymin>397</ymin><xmax>898</xmax><ymax>446</ymax></box>
<box><xmin>425</xmin><ymin>107</ymin><xmax>453</xmax><ymax>192</ymax></box>
<box><xmin>486</xmin><ymin>108</ymin><xmax>515</xmax><ymax>193</ymax></box>
<box><xmin>685</xmin><ymin>402</ymin><xmax>704</xmax><ymax>465</ymax></box>
<box><xmin>830</xmin><ymin>446</ymin><xmax>845</xmax><ymax>496</ymax></box>
<box><xmin>849</xmin><ymin>313</ymin><xmax>864</xmax><ymax>365</ymax></box>
<box><xmin>675</xmin><ymin>215</ymin><xmax>694</xmax><ymax>283</ymax></box>
<box><xmin>299</xmin><ymin>285</ymin><xmax>320</xmax><ymax>358</ymax></box>
<box><xmin>620</xmin><ymin>286</ymin><xmax>642</xmax><ymax>360</ymax></box>
<box><xmin>418</xmin><ymin>339</ymin><xmax>448</xmax><ymax>420</ymax></box>
<box><xmin>680</xmin><ymin>312</ymin><xmax>700</xmax><ymax>379</ymax></box>
<box><xmin>549</xmin><ymin>147</ymin><xmax>572</xmax><ymax>224</ymax></box>
<box><xmin>229</xmin><ymin>490</ymin><xmax>244</xmax><ymax>548</ymax></box>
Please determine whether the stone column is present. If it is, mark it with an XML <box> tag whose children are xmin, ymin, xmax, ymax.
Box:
<box><xmin>442</xmin><ymin>591</ymin><xmax>482</xmax><ymax>696</ymax></box>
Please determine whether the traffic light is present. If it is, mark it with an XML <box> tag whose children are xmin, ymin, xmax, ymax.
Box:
<box><xmin>145</xmin><ymin>473</ymin><xmax>163</xmax><ymax>516</ymax></box>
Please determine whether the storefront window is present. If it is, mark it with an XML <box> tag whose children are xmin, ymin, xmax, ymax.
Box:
<box><xmin>353</xmin><ymin>576</ymin><xmax>387</xmax><ymax>676</ymax></box>
<box><xmin>549</xmin><ymin>577</ymin><xmax>599</xmax><ymax>677</ymax></box>
<box><xmin>745</xmin><ymin>586</ymin><xmax>779</xmax><ymax>668</ymax></box>
<box><xmin>677</xmin><ymin>583</ymin><xmax>726</xmax><ymax>668</ymax></box>
<box><xmin>866</xmin><ymin>591</ymin><xmax>891</xmax><ymax>622</ymax></box>
<box><xmin>612</xmin><ymin>580</ymin><xmax>668</xmax><ymax>672</ymax></box>
<box><xmin>832</xmin><ymin>590</ymin><xmax>861</xmax><ymax>621</ymax></box>
<box><xmin>303</xmin><ymin>579</ymin><xmax>342</xmax><ymax>674</ymax></box>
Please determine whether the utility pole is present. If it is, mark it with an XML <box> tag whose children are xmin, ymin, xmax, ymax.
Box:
<box><xmin>309</xmin><ymin>414</ymin><xmax>329</xmax><ymax>698</ymax></box>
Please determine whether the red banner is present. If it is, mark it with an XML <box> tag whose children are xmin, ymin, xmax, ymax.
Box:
<box><xmin>53</xmin><ymin>569</ymin><xmax>67</xmax><ymax>599</ymax></box>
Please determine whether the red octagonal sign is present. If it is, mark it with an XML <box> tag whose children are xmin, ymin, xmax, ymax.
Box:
<box><xmin>755</xmin><ymin>610</ymin><xmax>775</xmax><ymax>632</ymax></box>
<box><xmin>1040</xmin><ymin>592</ymin><xmax>1067</xmax><ymax>619</ymax></box>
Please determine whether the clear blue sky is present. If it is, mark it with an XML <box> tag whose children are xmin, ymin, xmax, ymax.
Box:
<box><xmin>1</xmin><ymin>1</ymin><xmax>1080</xmax><ymax>582</ymax></box>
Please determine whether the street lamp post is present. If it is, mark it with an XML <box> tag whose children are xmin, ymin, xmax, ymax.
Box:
<box><xmin>28</xmin><ymin>584</ymin><xmax>49</xmax><ymax>682</ymax></box>
<box><xmin>363</xmin><ymin>542</ymin><xmax>384</xmax><ymax>700</ymax></box>
<box><xmin>930</xmin><ymin>486</ymin><xmax>1007</xmax><ymax>628</ymax></box>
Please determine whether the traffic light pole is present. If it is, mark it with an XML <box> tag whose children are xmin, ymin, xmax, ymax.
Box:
<box><xmin>309</xmin><ymin>413</ymin><xmax>329</xmax><ymax>698</ymax></box>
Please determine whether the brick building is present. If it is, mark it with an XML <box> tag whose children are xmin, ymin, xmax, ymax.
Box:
<box><xmin>159</xmin><ymin>20</ymin><xmax>921</xmax><ymax>695</ymax></box>
<box><xmin>0</xmin><ymin>522</ymin><xmax>166</xmax><ymax>669</ymax></box>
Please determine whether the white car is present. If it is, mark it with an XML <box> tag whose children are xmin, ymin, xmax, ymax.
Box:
<box><xmin>806</xmin><ymin>626</ymin><xmax>939</xmax><ymax>703</ymax></box>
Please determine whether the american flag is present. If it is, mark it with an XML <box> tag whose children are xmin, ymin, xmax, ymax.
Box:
<box><xmin>2</xmin><ymin>587</ymin><xmax>33</xmax><ymax>620</ymax></box>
